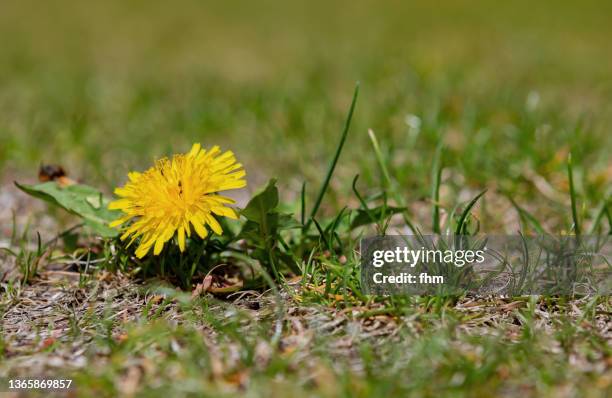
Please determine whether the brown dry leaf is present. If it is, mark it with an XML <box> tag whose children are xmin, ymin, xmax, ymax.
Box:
<box><xmin>97</xmin><ymin>270</ymin><xmax>113</xmax><ymax>282</ymax></box>
<box><xmin>149</xmin><ymin>294</ymin><xmax>164</xmax><ymax>304</ymax></box>
<box><xmin>191</xmin><ymin>275</ymin><xmax>213</xmax><ymax>298</ymax></box>
<box><xmin>461</xmin><ymin>300</ymin><xmax>485</xmax><ymax>308</ymax></box>
<box><xmin>208</xmin><ymin>276</ymin><xmax>243</xmax><ymax>294</ymax></box>
<box><xmin>285</xmin><ymin>275</ymin><xmax>302</xmax><ymax>284</ymax></box>
<box><xmin>500</xmin><ymin>301</ymin><xmax>526</xmax><ymax>312</ymax></box>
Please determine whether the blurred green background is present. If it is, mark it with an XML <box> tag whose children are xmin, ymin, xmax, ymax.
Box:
<box><xmin>1</xmin><ymin>0</ymin><xmax>610</xmax><ymax>228</ymax></box>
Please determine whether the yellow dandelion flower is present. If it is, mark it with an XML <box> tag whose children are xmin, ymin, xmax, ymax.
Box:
<box><xmin>108</xmin><ymin>143</ymin><xmax>246</xmax><ymax>258</ymax></box>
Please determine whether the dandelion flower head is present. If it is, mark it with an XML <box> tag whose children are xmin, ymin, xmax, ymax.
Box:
<box><xmin>109</xmin><ymin>143</ymin><xmax>246</xmax><ymax>258</ymax></box>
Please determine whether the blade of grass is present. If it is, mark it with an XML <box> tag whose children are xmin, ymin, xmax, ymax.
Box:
<box><xmin>368</xmin><ymin>128</ymin><xmax>392</xmax><ymax>189</ymax></box>
<box><xmin>300</xmin><ymin>181</ymin><xmax>307</xmax><ymax>226</ymax></box>
<box><xmin>588</xmin><ymin>198</ymin><xmax>610</xmax><ymax>234</ymax></box>
<box><xmin>516</xmin><ymin>231</ymin><xmax>530</xmax><ymax>295</ymax></box>
<box><xmin>454</xmin><ymin>189</ymin><xmax>487</xmax><ymax>236</ymax></box>
<box><xmin>312</xmin><ymin>217</ymin><xmax>331</xmax><ymax>250</ymax></box>
<box><xmin>567</xmin><ymin>153</ymin><xmax>581</xmax><ymax>236</ymax></box>
<box><xmin>303</xmin><ymin>83</ymin><xmax>359</xmax><ymax>232</ymax></box>
<box><xmin>366</xmin><ymin>128</ymin><xmax>418</xmax><ymax>234</ymax></box>
<box><xmin>351</xmin><ymin>174</ymin><xmax>377</xmax><ymax>226</ymax></box>
<box><xmin>504</xmin><ymin>194</ymin><xmax>546</xmax><ymax>235</ymax></box>
<box><xmin>431</xmin><ymin>143</ymin><xmax>443</xmax><ymax>234</ymax></box>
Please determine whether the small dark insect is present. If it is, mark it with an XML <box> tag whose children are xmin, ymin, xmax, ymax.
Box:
<box><xmin>38</xmin><ymin>164</ymin><xmax>75</xmax><ymax>187</ymax></box>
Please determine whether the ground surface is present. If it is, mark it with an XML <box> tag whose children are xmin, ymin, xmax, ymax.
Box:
<box><xmin>1</xmin><ymin>0</ymin><xmax>612</xmax><ymax>397</ymax></box>
<box><xmin>1</xmin><ymin>149</ymin><xmax>610</xmax><ymax>398</ymax></box>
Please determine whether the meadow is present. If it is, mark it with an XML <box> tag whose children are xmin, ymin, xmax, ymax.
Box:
<box><xmin>0</xmin><ymin>0</ymin><xmax>611</xmax><ymax>396</ymax></box>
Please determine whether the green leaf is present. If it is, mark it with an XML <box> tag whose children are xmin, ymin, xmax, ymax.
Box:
<box><xmin>241</xmin><ymin>179</ymin><xmax>279</xmax><ymax>224</ymax></box>
<box><xmin>238</xmin><ymin>179</ymin><xmax>300</xmax><ymax>279</ymax></box>
<box><xmin>350</xmin><ymin>206</ymin><xmax>406</xmax><ymax>230</ymax></box>
<box><xmin>277</xmin><ymin>213</ymin><xmax>302</xmax><ymax>230</ymax></box>
<box><xmin>15</xmin><ymin>181</ymin><xmax>120</xmax><ymax>238</ymax></box>
<box><xmin>238</xmin><ymin>220</ymin><xmax>263</xmax><ymax>242</ymax></box>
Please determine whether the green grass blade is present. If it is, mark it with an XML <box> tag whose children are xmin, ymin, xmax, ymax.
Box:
<box><xmin>312</xmin><ymin>217</ymin><xmax>330</xmax><ymax>250</ymax></box>
<box><xmin>304</xmin><ymin>83</ymin><xmax>359</xmax><ymax>232</ymax></box>
<box><xmin>454</xmin><ymin>189</ymin><xmax>487</xmax><ymax>235</ymax></box>
<box><xmin>351</xmin><ymin>174</ymin><xmax>377</xmax><ymax>225</ymax></box>
<box><xmin>300</xmin><ymin>181</ymin><xmax>307</xmax><ymax>226</ymax></box>
<box><xmin>505</xmin><ymin>194</ymin><xmax>546</xmax><ymax>235</ymax></box>
<box><xmin>567</xmin><ymin>153</ymin><xmax>580</xmax><ymax>236</ymax></box>
<box><xmin>431</xmin><ymin>143</ymin><xmax>443</xmax><ymax>234</ymax></box>
<box><xmin>367</xmin><ymin>127</ymin><xmax>419</xmax><ymax>235</ymax></box>
<box><xmin>368</xmin><ymin>128</ymin><xmax>392</xmax><ymax>189</ymax></box>
<box><xmin>588</xmin><ymin>197</ymin><xmax>610</xmax><ymax>234</ymax></box>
